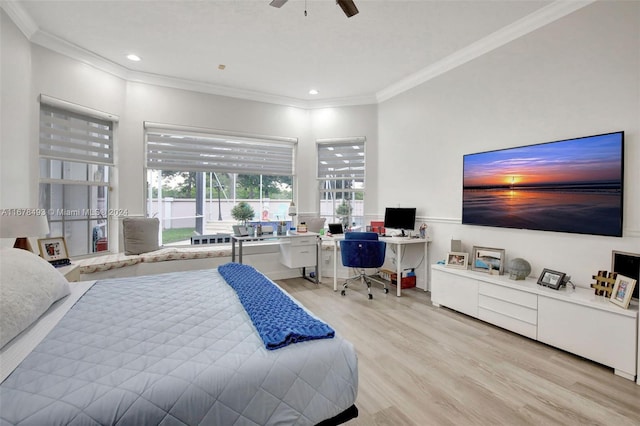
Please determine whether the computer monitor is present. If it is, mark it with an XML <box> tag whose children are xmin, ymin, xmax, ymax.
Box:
<box><xmin>328</xmin><ymin>223</ymin><xmax>344</xmax><ymax>235</ymax></box>
<box><xmin>383</xmin><ymin>207</ymin><xmax>416</xmax><ymax>237</ymax></box>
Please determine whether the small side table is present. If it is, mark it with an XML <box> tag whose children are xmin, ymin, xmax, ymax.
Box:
<box><xmin>57</xmin><ymin>263</ymin><xmax>80</xmax><ymax>282</ymax></box>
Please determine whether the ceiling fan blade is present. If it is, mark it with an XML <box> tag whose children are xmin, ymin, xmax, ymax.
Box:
<box><xmin>336</xmin><ymin>0</ymin><xmax>359</xmax><ymax>18</ymax></box>
<box><xmin>269</xmin><ymin>0</ymin><xmax>288</xmax><ymax>8</ymax></box>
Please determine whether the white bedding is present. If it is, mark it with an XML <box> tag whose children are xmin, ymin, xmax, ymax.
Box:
<box><xmin>0</xmin><ymin>268</ymin><xmax>358</xmax><ymax>425</ymax></box>
<box><xmin>0</xmin><ymin>280</ymin><xmax>95</xmax><ymax>383</ymax></box>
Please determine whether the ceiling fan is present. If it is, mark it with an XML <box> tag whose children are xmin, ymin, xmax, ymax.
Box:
<box><xmin>269</xmin><ymin>0</ymin><xmax>359</xmax><ymax>18</ymax></box>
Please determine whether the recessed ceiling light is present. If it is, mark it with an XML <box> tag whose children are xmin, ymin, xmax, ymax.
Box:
<box><xmin>126</xmin><ymin>54</ymin><xmax>141</xmax><ymax>62</ymax></box>
<box><xmin>309</xmin><ymin>89</ymin><xmax>319</xmax><ymax>95</ymax></box>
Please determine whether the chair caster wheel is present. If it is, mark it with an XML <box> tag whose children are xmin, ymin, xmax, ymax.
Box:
<box><xmin>341</xmin><ymin>290</ymin><xmax>346</xmax><ymax>296</ymax></box>
<box><xmin>384</xmin><ymin>288</ymin><xmax>389</xmax><ymax>294</ymax></box>
<box><xmin>368</xmin><ymin>294</ymin><xmax>373</xmax><ymax>300</ymax></box>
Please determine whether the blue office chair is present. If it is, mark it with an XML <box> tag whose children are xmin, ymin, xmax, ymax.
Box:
<box><xmin>340</xmin><ymin>232</ymin><xmax>388</xmax><ymax>299</ymax></box>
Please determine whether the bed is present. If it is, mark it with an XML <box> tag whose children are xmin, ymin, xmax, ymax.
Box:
<box><xmin>0</xmin><ymin>248</ymin><xmax>358</xmax><ymax>425</ymax></box>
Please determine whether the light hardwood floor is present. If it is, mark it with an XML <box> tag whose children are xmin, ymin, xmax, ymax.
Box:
<box><xmin>275</xmin><ymin>277</ymin><xmax>640</xmax><ymax>426</ymax></box>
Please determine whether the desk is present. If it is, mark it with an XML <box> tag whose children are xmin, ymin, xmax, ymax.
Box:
<box><xmin>326</xmin><ymin>235</ymin><xmax>429</xmax><ymax>297</ymax></box>
<box><xmin>231</xmin><ymin>232</ymin><xmax>320</xmax><ymax>284</ymax></box>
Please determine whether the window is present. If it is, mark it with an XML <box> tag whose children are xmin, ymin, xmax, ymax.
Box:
<box><xmin>317</xmin><ymin>138</ymin><xmax>365</xmax><ymax>230</ymax></box>
<box><xmin>145</xmin><ymin>123</ymin><xmax>296</xmax><ymax>244</ymax></box>
<box><xmin>38</xmin><ymin>97</ymin><xmax>116</xmax><ymax>257</ymax></box>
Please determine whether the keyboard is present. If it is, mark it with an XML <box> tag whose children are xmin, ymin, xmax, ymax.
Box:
<box><xmin>51</xmin><ymin>258</ymin><xmax>71</xmax><ymax>267</ymax></box>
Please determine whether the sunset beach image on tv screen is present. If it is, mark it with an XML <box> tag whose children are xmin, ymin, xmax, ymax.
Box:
<box><xmin>462</xmin><ymin>132</ymin><xmax>624</xmax><ymax>237</ymax></box>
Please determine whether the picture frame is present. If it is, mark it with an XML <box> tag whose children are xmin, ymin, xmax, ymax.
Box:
<box><xmin>537</xmin><ymin>268</ymin><xmax>566</xmax><ymax>290</ymax></box>
<box><xmin>445</xmin><ymin>252</ymin><xmax>468</xmax><ymax>269</ymax></box>
<box><xmin>609</xmin><ymin>274</ymin><xmax>637</xmax><ymax>309</ymax></box>
<box><xmin>471</xmin><ymin>246</ymin><xmax>506</xmax><ymax>275</ymax></box>
<box><xmin>37</xmin><ymin>237</ymin><xmax>69</xmax><ymax>262</ymax></box>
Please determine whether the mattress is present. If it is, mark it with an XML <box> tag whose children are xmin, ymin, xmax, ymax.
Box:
<box><xmin>0</xmin><ymin>268</ymin><xmax>358</xmax><ymax>425</ymax></box>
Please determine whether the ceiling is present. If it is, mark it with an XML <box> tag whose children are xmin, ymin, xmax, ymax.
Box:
<box><xmin>4</xmin><ymin>0</ymin><xmax>588</xmax><ymax>108</ymax></box>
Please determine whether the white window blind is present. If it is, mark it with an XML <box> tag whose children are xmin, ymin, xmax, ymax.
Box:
<box><xmin>39</xmin><ymin>104</ymin><xmax>114</xmax><ymax>166</ymax></box>
<box><xmin>317</xmin><ymin>138</ymin><xmax>366</xmax><ymax>230</ymax></box>
<box><xmin>145</xmin><ymin>123</ymin><xmax>296</xmax><ymax>175</ymax></box>
<box><xmin>317</xmin><ymin>137</ymin><xmax>365</xmax><ymax>185</ymax></box>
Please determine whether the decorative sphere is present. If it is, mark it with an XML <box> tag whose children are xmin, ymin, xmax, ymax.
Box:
<box><xmin>508</xmin><ymin>258</ymin><xmax>531</xmax><ymax>280</ymax></box>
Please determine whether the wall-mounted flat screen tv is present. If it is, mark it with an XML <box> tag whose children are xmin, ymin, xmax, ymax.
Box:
<box><xmin>462</xmin><ymin>131</ymin><xmax>624</xmax><ymax>237</ymax></box>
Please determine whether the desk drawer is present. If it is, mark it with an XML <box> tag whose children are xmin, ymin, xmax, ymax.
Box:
<box><xmin>280</xmin><ymin>243</ymin><xmax>316</xmax><ymax>268</ymax></box>
<box><xmin>289</xmin><ymin>236</ymin><xmax>317</xmax><ymax>247</ymax></box>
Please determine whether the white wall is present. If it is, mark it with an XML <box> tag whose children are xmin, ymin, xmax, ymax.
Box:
<box><xmin>378</xmin><ymin>1</ymin><xmax>640</xmax><ymax>289</ymax></box>
<box><xmin>1</xmin><ymin>10</ymin><xmax>33</xmax><ymax>208</ymax></box>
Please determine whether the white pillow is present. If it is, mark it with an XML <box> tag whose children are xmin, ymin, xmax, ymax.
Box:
<box><xmin>0</xmin><ymin>248</ymin><xmax>70</xmax><ymax>348</ymax></box>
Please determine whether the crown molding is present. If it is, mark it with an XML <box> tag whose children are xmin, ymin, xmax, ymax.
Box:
<box><xmin>126</xmin><ymin>69</ymin><xmax>317</xmax><ymax>109</ymax></box>
<box><xmin>126</xmin><ymin>70</ymin><xmax>377</xmax><ymax>109</ymax></box>
<box><xmin>29</xmin><ymin>25</ymin><xmax>378</xmax><ymax>110</ymax></box>
<box><xmin>3</xmin><ymin>0</ymin><xmax>594</xmax><ymax>109</ymax></box>
<box><xmin>30</xmin><ymin>29</ymin><xmax>127</xmax><ymax>77</ymax></box>
<box><xmin>1</xmin><ymin>0</ymin><xmax>37</xmax><ymax>37</ymax></box>
<box><xmin>376</xmin><ymin>0</ymin><xmax>596</xmax><ymax>103</ymax></box>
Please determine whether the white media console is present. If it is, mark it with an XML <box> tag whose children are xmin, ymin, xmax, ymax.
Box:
<box><xmin>431</xmin><ymin>264</ymin><xmax>639</xmax><ymax>381</ymax></box>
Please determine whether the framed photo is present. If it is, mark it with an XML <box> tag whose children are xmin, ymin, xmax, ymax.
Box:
<box><xmin>610</xmin><ymin>274</ymin><xmax>637</xmax><ymax>309</ymax></box>
<box><xmin>37</xmin><ymin>237</ymin><xmax>69</xmax><ymax>262</ymax></box>
<box><xmin>537</xmin><ymin>268</ymin><xmax>566</xmax><ymax>290</ymax></box>
<box><xmin>445</xmin><ymin>252</ymin><xmax>468</xmax><ymax>269</ymax></box>
<box><xmin>471</xmin><ymin>246</ymin><xmax>505</xmax><ymax>275</ymax></box>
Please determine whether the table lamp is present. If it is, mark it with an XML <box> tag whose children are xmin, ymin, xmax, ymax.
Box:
<box><xmin>0</xmin><ymin>213</ymin><xmax>50</xmax><ymax>252</ymax></box>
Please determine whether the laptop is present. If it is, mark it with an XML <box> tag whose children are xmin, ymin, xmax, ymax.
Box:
<box><xmin>328</xmin><ymin>223</ymin><xmax>344</xmax><ymax>235</ymax></box>
<box><xmin>232</xmin><ymin>225</ymin><xmax>249</xmax><ymax>237</ymax></box>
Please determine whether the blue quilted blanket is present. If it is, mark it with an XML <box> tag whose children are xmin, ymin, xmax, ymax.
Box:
<box><xmin>218</xmin><ymin>263</ymin><xmax>335</xmax><ymax>350</ymax></box>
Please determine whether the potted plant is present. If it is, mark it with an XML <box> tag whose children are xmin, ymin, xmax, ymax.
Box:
<box><xmin>336</xmin><ymin>200</ymin><xmax>352</xmax><ymax>229</ymax></box>
<box><xmin>231</xmin><ymin>201</ymin><xmax>255</xmax><ymax>225</ymax></box>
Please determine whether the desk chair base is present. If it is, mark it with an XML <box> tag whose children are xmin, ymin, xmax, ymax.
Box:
<box><xmin>341</xmin><ymin>269</ymin><xmax>389</xmax><ymax>299</ymax></box>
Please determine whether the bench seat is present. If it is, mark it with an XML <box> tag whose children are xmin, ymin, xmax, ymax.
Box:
<box><xmin>76</xmin><ymin>246</ymin><xmax>232</xmax><ymax>275</ymax></box>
